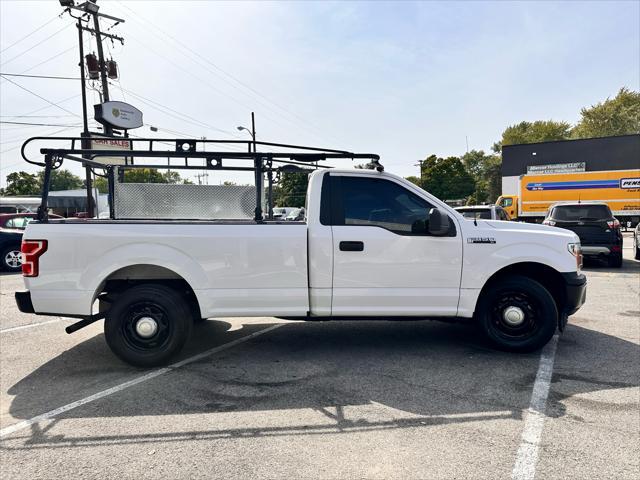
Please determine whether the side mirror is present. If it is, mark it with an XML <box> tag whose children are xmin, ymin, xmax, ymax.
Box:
<box><xmin>428</xmin><ymin>208</ymin><xmax>451</xmax><ymax>236</ymax></box>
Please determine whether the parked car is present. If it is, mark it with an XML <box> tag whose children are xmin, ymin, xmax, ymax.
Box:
<box><xmin>0</xmin><ymin>212</ymin><xmax>62</xmax><ymax>230</ymax></box>
<box><xmin>543</xmin><ymin>202</ymin><xmax>623</xmax><ymax>267</ymax></box>
<box><xmin>17</xmin><ymin>168</ymin><xmax>586</xmax><ymax>367</ymax></box>
<box><xmin>634</xmin><ymin>222</ymin><xmax>640</xmax><ymax>260</ymax></box>
<box><xmin>0</xmin><ymin>213</ymin><xmax>62</xmax><ymax>271</ymax></box>
<box><xmin>272</xmin><ymin>207</ymin><xmax>297</xmax><ymax>220</ymax></box>
<box><xmin>0</xmin><ymin>229</ymin><xmax>23</xmax><ymax>272</ymax></box>
<box><xmin>455</xmin><ymin>205</ymin><xmax>511</xmax><ymax>221</ymax></box>
<box><xmin>285</xmin><ymin>207</ymin><xmax>305</xmax><ymax>221</ymax></box>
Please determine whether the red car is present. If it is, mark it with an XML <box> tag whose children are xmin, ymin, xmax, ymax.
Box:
<box><xmin>0</xmin><ymin>213</ymin><xmax>62</xmax><ymax>272</ymax></box>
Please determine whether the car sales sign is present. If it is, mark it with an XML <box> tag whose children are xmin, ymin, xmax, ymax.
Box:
<box><xmin>94</xmin><ymin>101</ymin><xmax>143</xmax><ymax>130</ymax></box>
<box><xmin>90</xmin><ymin>136</ymin><xmax>131</xmax><ymax>165</ymax></box>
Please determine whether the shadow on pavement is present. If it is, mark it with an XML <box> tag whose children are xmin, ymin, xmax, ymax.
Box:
<box><xmin>5</xmin><ymin>318</ymin><xmax>639</xmax><ymax>449</ymax></box>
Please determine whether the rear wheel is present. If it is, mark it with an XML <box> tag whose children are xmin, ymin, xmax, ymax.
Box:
<box><xmin>1</xmin><ymin>246</ymin><xmax>22</xmax><ymax>272</ymax></box>
<box><xmin>635</xmin><ymin>240</ymin><xmax>640</xmax><ymax>260</ymax></box>
<box><xmin>476</xmin><ymin>275</ymin><xmax>557</xmax><ymax>353</ymax></box>
<box><xmin>105</xmin><ymin>284</ymin><xmax>194</xmax><ymax>367</ymax></box>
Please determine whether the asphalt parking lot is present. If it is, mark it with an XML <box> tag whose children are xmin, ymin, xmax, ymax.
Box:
<box><xmin>0</xmin><ymin>234</ymin><xmax>638</xmax><ymax>480</ymax></box>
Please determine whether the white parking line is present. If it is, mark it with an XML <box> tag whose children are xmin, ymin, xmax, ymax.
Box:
<box><xmin>0</xmin><ymin>319</ymin><xmax>62</xmax><ymax>334</ymax></box>
<box><xmin>511</xmin><ymin>334</ymin><xmax>559</xmax><ymax>480</ymax></box>
<box><xmin>0</xmin><ymin>324</ymin><xmax>283</xmax><ymax>439</ymax></box>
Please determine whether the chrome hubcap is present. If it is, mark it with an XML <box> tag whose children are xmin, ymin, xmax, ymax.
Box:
<box><xmin>502</xmin><ymin>306</ymin><xmax>525</xmax><ymax>326</ymax></box>
<box><xmin>135</xmin><ymin>316</ymin><xmax>158</xmax><ymax>338</ymax></box>
<box><xmin>5</xmin><ymin>251</ymin><xmax>21</xmax><ymax>268</ymax></box>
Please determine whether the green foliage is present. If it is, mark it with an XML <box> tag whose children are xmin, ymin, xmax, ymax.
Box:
<box><xmin>92</xmin><ymin>168</ymin><xmax>193</xmax><ymax>194</ymax></box>
<box><xmin>419</xmin><ymin>155</ymin><xmax>475</xmax><ymax>201</ymax></box>
<box><xmin>2</xmin><ymin>171</ymin><xmax>40</xmax><ymax>196</ymax></box>
<box><xmin>404</xmin><ymin>175</ymin><xmax>421</xmax><ymax>186</ymax></box>
<box><xmin>572</xmin><ymin>87</ymin><xmax>640</xmax><ymax>139</ymax></box>
<box><xmin>495</xmin><ymin>120</ymin><xmax>572</xmax><ymax>152</ymax></box>
<box><xmin>462</xmin><ymin>150</ymin><xmax>502</xmax><ymax>204</ymax></box>
<box><xmin>274</xmin><ymin>171</ymin><xmax>308</xmax><ymax>208</ymax></box>
<box><xmin>38</xmin><ymin>169</ymin><xmax>83</xmax><ymax>192</ymax></box>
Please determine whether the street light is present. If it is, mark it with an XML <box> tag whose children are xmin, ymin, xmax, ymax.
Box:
<box><xmin>236</xmin><ymin>112</ymin><xmax>256</xmax><ymax>153</ymax></box>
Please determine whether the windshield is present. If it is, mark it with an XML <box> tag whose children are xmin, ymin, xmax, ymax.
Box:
<box><xmin>457</xmin><ymin>209</ymin><xmax>492</xmax><ymax>219</ymax></box>
<box><xmin>551</xmin><ymin>204</ymin><xmax>611</xmax><ymax>221</ymax></box>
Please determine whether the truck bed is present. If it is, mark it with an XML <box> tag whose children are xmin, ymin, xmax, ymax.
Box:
<box><xmin>24</xmin><ymin>221</ymin><xmax>309</xmax><ymax>318</ymax></box>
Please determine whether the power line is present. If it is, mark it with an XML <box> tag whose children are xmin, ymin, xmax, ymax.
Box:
<box><xmin>0</xmin><ymin>22</ymin><xmax>74</xmax><ymax>67</ymax></box>
<box><xmin>0</xmin><ymin>125</ymin><xmax>79</xmax><ymax>161</ymax></box>
<box><xmin>114</xmin><ymin>1</ymin><xmax>335</xmax><ymax>144</ymax></box>
<box><xmin>0</xmin><ymin>14</ymin><xmax>62</xmax><ymax>54</ymax></box>
<box><xmin>1</xmin><ymin>121</ymin><xmax>81</xmax><ymax>127</ymax></box>
<box><xmin>113</xmin><ymin>83</ymin><xmax>240</xmax><ymax>138</ymax></box>
<box><xmin>0</xmin><ymin>75</ymin><xmax>79</xmax><ymax>117</ymax></box>
<box><xmin>0</xmin><ymin>72</ymin><xmax>79</xmax><ymax>80</ymax></box>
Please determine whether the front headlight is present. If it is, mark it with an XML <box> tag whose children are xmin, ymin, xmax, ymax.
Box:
<box><xmin>568</xmin><ymin>243</ymin><xmax>583</xmax><ymax>271</ymax></box>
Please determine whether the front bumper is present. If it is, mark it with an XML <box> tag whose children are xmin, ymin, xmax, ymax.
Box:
<box><xmin>15</xmin><ymin>290</ymin><xmax>35</xmax><ymax>314</ymax></box>
<box><xmin>561</xmin><ymin>272</ymin><xmax>587</xmax><ymax>316</ymax></box>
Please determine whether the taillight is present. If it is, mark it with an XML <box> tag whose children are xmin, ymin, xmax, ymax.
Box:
<box><xmin>607</xmin><ymin>219</ymin><xmax>620</xmax><ymax>229</ymax></box>
<box><xmin>21</xmin><ymin>240</ymin><xmax>47</xmax><ymax>277</ymax></box>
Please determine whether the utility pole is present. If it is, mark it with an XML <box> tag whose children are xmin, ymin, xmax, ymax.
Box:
<box><xmin>61</xmin><ymin>0</ymin><xmax>124</xmax><ymax>217</ymax></box>
<box><xmin>92</xmin><ymin>11</ymin><xmax>111</xmax><ymax>136</ymax></box>
<box><xmin>77</xmin><ymin>19</ymin><xmax>93</xmax><ymax>216</ymax></box>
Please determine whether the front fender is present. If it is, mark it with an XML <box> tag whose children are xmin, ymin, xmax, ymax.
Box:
<box><xmin>462</xmin><ymin>241</ymin><xmax>575</xmax><ymax>289</ymax></box>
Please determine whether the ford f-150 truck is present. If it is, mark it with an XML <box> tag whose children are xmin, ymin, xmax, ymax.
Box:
<box><xmin>16</xmin><ymin>166</ymin><xmax>587</xmax><ymax>366</ymax></box>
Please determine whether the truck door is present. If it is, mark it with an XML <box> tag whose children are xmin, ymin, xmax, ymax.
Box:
<box><xmin>326</xmin><ymin>174</ymin><xmax>463</xmax><ymax>316</ymax></box>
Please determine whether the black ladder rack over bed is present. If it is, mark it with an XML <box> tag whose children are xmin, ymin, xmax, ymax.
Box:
<box><xmin>21</xmin><ymin>136</ymin><xmax>383</xmax><ymax>222</ymax></box>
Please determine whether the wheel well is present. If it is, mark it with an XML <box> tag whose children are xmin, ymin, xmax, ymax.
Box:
<box><xmin>477</xmin><ymin>262</ymin><xmax>566</xmax><ymax>315</ymax></box>
<box><xmin>96</xmin><ymin>264</ymin><xmax>202</xmax><ymax>320</ymax></box>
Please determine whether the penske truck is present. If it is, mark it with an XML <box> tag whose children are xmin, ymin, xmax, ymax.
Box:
<box><xmin>498</xmin><ymin>135</ymin><xmax>640</xmax><ymax>224</ymax></box>
<box><xmin>497</xmin><ymin>169</ymin><xmax>640</xmax><ymax>223</ymax></box>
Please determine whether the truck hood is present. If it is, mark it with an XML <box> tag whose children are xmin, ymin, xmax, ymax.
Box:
<box><xmin>481</xmin><ymin>220</ymin><xmax>579</xmax><ymax>242</ymax></box>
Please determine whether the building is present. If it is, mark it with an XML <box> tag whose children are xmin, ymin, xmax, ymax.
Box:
<box><xmin>501</xmin><ymin>134</ymin><xmax>640</xmax><ymax>196</ymax></box>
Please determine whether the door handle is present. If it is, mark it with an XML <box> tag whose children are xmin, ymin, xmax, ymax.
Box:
<box><xmin>339</xmin><ymin>241</ymin><xmax>364</xmax><ymax>252</ymax></box>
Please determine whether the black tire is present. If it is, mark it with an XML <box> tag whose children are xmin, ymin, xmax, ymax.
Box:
<box><xmin>608</xmin><ymin>253</ymin><xmax>623</xmax><ymax>268</ymax></box>
<box><xmin>634</xmin><ymin>237</ymin><xmax>640</xmax><ymax>260</ymax></box>
<box><xmin>635</xmin><ymin>246</ymin><xmax>640</xmax><ymax>261</ymax></box>
<box><xmin>105</xmin><ymin>284</ymin><xmax>194</xmax><ymax>367</ymax></box>
<box><xmin>475</xmin><ymin>275</ymin><xmax>558</xmax><ymax>353</ymax></box>
<box><xmin>1</xmin><ymin>246</ymin><xmax>22</xmax><ymax>272</ymax></box>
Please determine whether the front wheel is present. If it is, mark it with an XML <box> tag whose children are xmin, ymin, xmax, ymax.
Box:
<box><xmin>105</xmin><ymin>284</ymin><xmax>194</xmax><ymax>367</ymax></box>
<box><xmin>475</xmin><ymin>275</ymin><xmax>558</xmax><ymax>353</ymax></box>
<box><xmin>1</xmin><ymin>246</ymin><xmax>22</xmax><ymax>272</ymax></box>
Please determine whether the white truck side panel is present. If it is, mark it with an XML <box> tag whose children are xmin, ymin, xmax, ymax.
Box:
<box><xmin>24</xmin><ymin>223</ymin><xmax>309</xmax><ymax>317</ymax></box>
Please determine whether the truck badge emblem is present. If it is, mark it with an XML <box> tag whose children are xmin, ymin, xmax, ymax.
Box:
<box><xmin>467</xmin><ymin>237</ymin><xmax>496</xmax><ymax>244</ymax></box>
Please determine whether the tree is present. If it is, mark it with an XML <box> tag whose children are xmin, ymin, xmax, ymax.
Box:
<box><xmin>37</xmin><ymin>169</ymin><xmax>83</xmax><ymax>192</ymax></box>
<box><xmin>572</xmin><ymin>87</ymin><xmax>640</xmax><ymax>139</ymax></box>
<box><xmin>274</xmin><ymin>171</ymin><xmax>308</xmax><ymax>207</ymax></box>
<box><xmin>404</xmin><ymin>175</ymin><xmax>421</xmax><ymax>186</ymax></box>
<box><xmin>2</xmin><ymin>171</ymin><xmax>40</xmax><ymax>196</ymax></box>
<box><xmin>93</xmin><ymin>168</ymin><xmax>193</xmax><ymax>193</ymax></box>
<box><xmin>420</xmin><ymin>155</ymin><xmax>475</xmax><ymax>201</ymax></box>
<box><xmin>462</xmin><ymin>150</ymin><xmax>502</xmax><ymax>204</ymax></box>
<box><xmin>493</xmin><ymin>120</ymin><xmax>572</xmax><ymax>152</ymax></box>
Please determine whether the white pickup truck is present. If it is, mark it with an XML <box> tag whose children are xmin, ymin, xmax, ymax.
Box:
<box><xmin>16</xmin><ymin>168</ymin><xmax>586</xmax><ymax>366</ymax></box>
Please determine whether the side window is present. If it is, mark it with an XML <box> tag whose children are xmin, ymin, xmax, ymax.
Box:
<box><xmin>501</xmin><ymin>197</ymin><xmax>513</xmax><ymax>208</ymax></box>
<box><xmin>337</xmin><ymin>176</ymin><xmax>436</xmax><ymax>235</ymax></box>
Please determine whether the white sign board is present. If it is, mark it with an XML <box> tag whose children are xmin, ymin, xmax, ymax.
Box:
<box><xmin>527</xmin><ymin>162</ymin><xmax>586</xmax><ymax>175</ymax></box>
<box><xmin>94</xmin><ymin>101</ymin><xmax>143</xmax><ymax>130</ymax></box>
<box><xmin>90</xmin><ymin>137</ymin><xmax>131</xmax><ymax>165</ymax></box>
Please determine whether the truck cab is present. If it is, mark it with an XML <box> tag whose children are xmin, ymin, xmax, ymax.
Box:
<box><xmin>496</xmin><ymin>195</ymin><xmax>518</xmax><ymax>220</ymax></box>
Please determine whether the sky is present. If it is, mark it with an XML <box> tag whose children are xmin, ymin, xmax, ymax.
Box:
<box><xmin>0</xmin><ymin>0</ymin><xmax>638</xmax><ymax>186</ymax></box>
